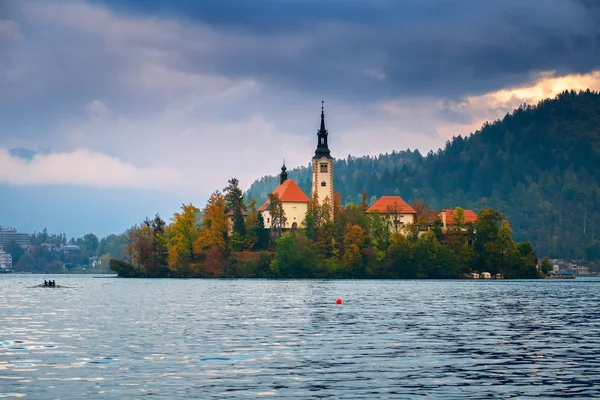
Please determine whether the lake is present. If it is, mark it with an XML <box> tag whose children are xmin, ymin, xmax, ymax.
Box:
<box><xmin>1</xmin><ymin>275</ymin><xmax>599</xmax><ymax>399</ymax></box>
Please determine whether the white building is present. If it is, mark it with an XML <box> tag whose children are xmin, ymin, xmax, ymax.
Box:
<box><xmin>0</xmin><ymin>228</ymin><xmax>31</xmax><ymax>248</ymax></box>
<box><xmin>259</xmin><ymin>103</ymin><xmax>335</xmax><ymax>229</ymax></box>
<box><xmin>0</xmin><ymin>249</ymin><xmax>12</xmax><ymax>272</ymax></box>
<box><xmin>259</xmin><ymin>163</ymin><xmax>310</xmax><ymax>229</ymax></box>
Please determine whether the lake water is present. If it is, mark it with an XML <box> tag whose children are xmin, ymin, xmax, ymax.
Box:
<box><xmin>1</xmin><ymin>275</ymin><xmax>599</xmax><ymax>399</ymax></box>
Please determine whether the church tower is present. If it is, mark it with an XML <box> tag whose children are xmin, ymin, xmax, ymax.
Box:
<box><xmin>312</xmin><ymin>101</ymin><xmax>334</xmax><ymax>220</ymax></box>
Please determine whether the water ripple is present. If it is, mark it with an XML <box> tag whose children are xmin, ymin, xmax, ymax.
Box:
<box><xmin>1</xmin><ymin>275</ymin><xmax>600</xmax><ymax>398</ymax></box>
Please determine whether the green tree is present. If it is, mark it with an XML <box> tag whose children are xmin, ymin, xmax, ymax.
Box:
<box><xmin>224</xmin><ymin>178</ymin><xmax>246</xmax><ymax>236</ymax></box>
<box><xmin>540</xmin><ymin>257</ymin><xmax>553</xmax><ymax>275</ymax></box>
<box><xmin>271</xmin><ymin>233</ymin><xmax>318</xmax><ymax>278</ymax></box>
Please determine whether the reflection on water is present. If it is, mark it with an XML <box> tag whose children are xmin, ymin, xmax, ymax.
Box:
<box><xmin>1</xmin><ymin>275</ymin><xmax>600</xmax><ymax>398</ymax></box>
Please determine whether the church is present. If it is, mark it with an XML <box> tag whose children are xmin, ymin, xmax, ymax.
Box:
<box><xmin>259</xmin><ymin>102</ymin><xmax>334</xmax><ymax>228</ymax></box>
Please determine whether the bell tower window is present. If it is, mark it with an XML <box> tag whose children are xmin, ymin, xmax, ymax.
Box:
<box><xmin>321</xmin><ymin>181</ymin><xmax>326</xmax><ymax>187</ymax></box>
<box><xmin>320</xmin><ymin>163</ymin><xmax>328</xmax><ymax>173</ymax></box>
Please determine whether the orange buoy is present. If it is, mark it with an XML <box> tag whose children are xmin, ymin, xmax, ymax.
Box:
<box><xmin>336</xmin><ymin>298</ymin><xmax>343</xmax><ymax>304</ymax></box>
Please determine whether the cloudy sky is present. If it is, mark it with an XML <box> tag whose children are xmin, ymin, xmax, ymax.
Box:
<box><xmin>1</xmin><ymin>0</ymin><xmax>600</xmax><ymax>237</ymax></box>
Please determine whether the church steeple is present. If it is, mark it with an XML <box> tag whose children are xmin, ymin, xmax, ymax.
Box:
<box><xmin>314</xmin><ymin>100</ymin><xmax>332</xmax><ymax>159</ymax></box>
<box><xmin>280</xmin><ymin>159</ymin><xmax>288</xmax><ymax>184</ymax></box>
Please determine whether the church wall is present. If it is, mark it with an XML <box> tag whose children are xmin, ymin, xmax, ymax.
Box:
<box><xmin>260</xmin><ymin>201</ymin><xmax>308</xmax><ymax>229</ymax></box>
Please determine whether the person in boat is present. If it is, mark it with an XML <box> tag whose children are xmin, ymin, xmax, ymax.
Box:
<box><xmin>51</xmin><ymin>280</ymin><xmax>56</xmax><ymax>287</ymax></box>
<box><xmin>44</xmin><ymin>280</ymin><xmax>48</xmax><ymax>286</ymax></box>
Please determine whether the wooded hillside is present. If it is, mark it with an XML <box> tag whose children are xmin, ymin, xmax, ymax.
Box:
<box><xmin>246</xmin><ymin>90</ymin><xmax>600</xmax><ymax>261</ymax></box>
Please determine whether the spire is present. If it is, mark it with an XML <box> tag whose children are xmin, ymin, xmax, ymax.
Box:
<box><xmin>280</xmin><ymin>159</ymin><xmax>288</xmax><ymax>184</ymax></box>
<box><xmin>320</xmin><ymin>100</ymin><xmax>326</xmax><ymax>132</ymax></box>
<box><xmin>314</xmin><ymin>101</ymin><xmax>332</xmax><ymax>159</ymax></box>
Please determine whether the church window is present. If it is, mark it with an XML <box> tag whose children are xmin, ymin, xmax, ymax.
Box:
<box><xmin>267</xmin><ymin>218</ymin><xmax>270</xmax><ymax>223</ymax></box>
<box><xmin>292</xmin><ymin>222</ymin><xmax>298</xmax><ymax>229</ymax></box>
<box><xmin>321</xmin><ymin>181</ymin><xmax>326</xmax><ymax>187</ymax></box>
<box><xmin>320</xmin><ymin>163</ymin><xmax>328</xmax><ymax>173</ymax></box>
<box><xmin>321</xmin><ymin>138</ymin><xmax>324</xmax><ymax>145</ymax></box>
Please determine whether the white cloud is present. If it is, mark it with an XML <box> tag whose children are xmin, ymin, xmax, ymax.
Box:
<box><xmin>0</xmin><ymin>147</ymin><xmax>184</xmax><ymax>189</ymax></box>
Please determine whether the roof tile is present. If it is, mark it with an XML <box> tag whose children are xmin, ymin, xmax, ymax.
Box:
<box><xmin>366</xmin><ymin>196</ymin><xmax>416</xmax><ymax>214</ymax></box>
<box><xmin>258</xmin><ymin>179</ymin><xmax>310</xmax><ymax>212</ymax></box>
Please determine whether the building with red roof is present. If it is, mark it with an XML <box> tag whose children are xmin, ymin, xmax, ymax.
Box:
<box><xmin>366</xmin><ymin>196</ymin><xmax>417</xmax><ymax>233</ymax></box>
<box><xmin>259</xmin><ymin>163</ymin><xmax>310</xmax><ymax>229</ymax></box>
<box><xmin>438</xmin><ymin>208</ymin><xmax>478</xmax><ymax>231</ymax></box>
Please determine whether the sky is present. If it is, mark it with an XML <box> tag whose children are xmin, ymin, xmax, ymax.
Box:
<box><xmin>1</xmin><ymin>0</ymin><xmax>600</xmax><ymax>238</ymax></box>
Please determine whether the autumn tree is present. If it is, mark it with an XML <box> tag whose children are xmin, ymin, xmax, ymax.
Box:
<box><xmin>195</xmin><ymin>191</ymin><xmax>228</xmax><ymax>255</ymax></box>
<box><xmin>167</xmin><ymin>204</ymin><xmax>200</xmax><ymax>269</ymax></box>
<box><xmin>412</xmin><ymin>200</ymin><xmax>437</xmax><ymax>226</ymax></box>
<box><xmin>125</xmin><ymin>224</ymin><xmax>154</xmax><ymax>270</ymax></box>
<box><xmin>342</xmin><ymin>223</ymin><xmax>366</xmax><ymax>276</ymax></box>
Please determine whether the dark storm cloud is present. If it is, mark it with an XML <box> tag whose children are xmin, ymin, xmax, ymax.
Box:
<box><xmin>94</xmin><ymin>0</ymin><xmax>600</xmax><ymax>100</ymax></box>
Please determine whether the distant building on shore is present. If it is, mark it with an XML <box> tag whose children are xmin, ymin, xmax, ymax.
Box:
<box><xmin>0</xmin><ymin>228</ymin><xmax>31</xmax><ymax>249</ymax></box>
<box><xmin>551</xmin><ymin>259</ymin><xmax>591</xmax><ymax>276</ymax></box>
<box><xmin>0</xmin><ymin>249</ymin><xmax>12</xmax><ymax>272</ymax></box>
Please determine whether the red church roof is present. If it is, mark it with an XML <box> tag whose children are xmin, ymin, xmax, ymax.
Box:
<box><xmin>258</xmin><ymin>179</ymin><xmax>310</xmax><ymax>212</ymax></box>
<box><xmin>439</xmin><ymin>208</ymin><xmax>478</xmax><ymax>225</ymax></box>
<box><xmin>366</xmin><ymin>196</ymin><xmax>416</xmax><ymax>214</ymax></box>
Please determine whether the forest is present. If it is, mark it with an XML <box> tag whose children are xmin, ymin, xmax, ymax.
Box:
<box><xmin>247</xmin><ymin>90</ymin><xmax>600</xmax><ymax>262</ymax></box>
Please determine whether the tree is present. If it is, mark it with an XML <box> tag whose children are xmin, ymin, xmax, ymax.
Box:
<box><xmin>540</xmin><ymin>257</ymin><xmax>553</xmax><ymax>275</ymax></box>
<box><xmin>267</xmin><ymin>193</ymin><xmax>286</xmax><ymax>243</ymax></box>
<box><xmin>195</xmin><ymin>191</ymin><xmax>228</xmax><ymax>256</ymax></box>
<box><xmin>224</xmin><ymin>178</ymin><xmax>246</xmax><ymax>236</ymax></box>
<box><xmin>150</xmin><ymin>214</ymin><xmax>169</xmax><ymax>268</ymax></box>
<box><xmin>454</xmin><ymin>207</ymin><xmax>465</xmax><ymax>231</ymax></box>
<box><xmin>167</xmin><ymin>204</ymin><xmax>200</xmax><ymax>269</ymax></box>
<box><xmin>388</xmin><ymin>233</ymin><xmax>416</xmax><ymax>278</ymax></box>
<box><xmin>4</xmin><ymin>240</ymin><xmax>24</xmax><ymax>266</ymax></box>
<box><xmin>124</xmin><ymin>224</ymin><xmax>154</xmax><ymax>269</ymax></box>
<box><xmin>271</xmin><ymin>233</ymin><xmax>318</xmax><ymax>278</ymax></box>
<box><xmin>342</xmin><ymin>224</ymin><xmax>366</xmax><ymax>276</ymax></box>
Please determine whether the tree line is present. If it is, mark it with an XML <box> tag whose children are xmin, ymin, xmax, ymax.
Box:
<box><xmin>111</xmin><ymin>179</ymin><xmax>550</xmax><ymax>279</ymax></box>
<box><xmin>4</xmin><ymin>229</ymin><xmax>127</xmax><ymax>274</ymax></box>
